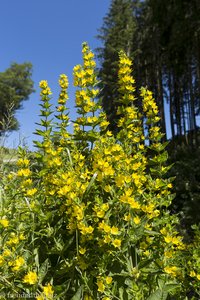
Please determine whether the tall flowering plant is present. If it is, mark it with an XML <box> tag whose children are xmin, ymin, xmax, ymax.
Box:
<box><xmin>0</xmin><ymin>43</ymin><xmax>199</xmax><ymax>299</ymax></box>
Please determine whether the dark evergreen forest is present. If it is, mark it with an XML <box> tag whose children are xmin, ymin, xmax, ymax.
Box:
<box><xmin>96</xmin><ymin>0</ymin><xmax>200</xmax><ymax>234</ymax></box>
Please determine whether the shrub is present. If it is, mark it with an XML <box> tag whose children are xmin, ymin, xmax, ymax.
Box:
<box><xmin>0</xmin><ymin>43</ymin><xmax>199</xmax><ymax>299</ymax></box>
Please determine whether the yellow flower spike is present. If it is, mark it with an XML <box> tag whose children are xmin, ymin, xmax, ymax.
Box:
<box><xmin>39</xmin><ymin>80</ymin><xmax>48</xmax><ymax>89</ymax></box>
<box><xmin>59</xmin><ymin>74</ymin><xmax>69</xmax><ymax>88</ymax></box>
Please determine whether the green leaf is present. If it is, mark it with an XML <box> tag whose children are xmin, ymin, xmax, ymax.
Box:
<box><xmin>119</xmin><ymin>287</ymin><xmax>124</xmax><ymax>300</ymax></box>
<box><xmin>34</xmin><ymin>248</ymin><xmax>39</xmax><ymax>268</ymax></box>
<box><xmin>164</xmin><ymin>283</ymin><xmax>179</xmax><ymax>293</ymax></box>
<box><xmin>71</xmin><ymin>286</ymin><xmax>83</xmax><ymax>300</ymax></box>
<box><xmin>34</xmin><ymin>129</ymin><xmax>46</xmax><ymax>137</ymax></box>
<box><xmin>144</xmin><ymin>229</ymin><xmax>160</xmax><ymax>235</ymax></box>
<box><xmin>38</xmin><ymin>258</ymin><xmax>50</xmax><ymax>283</ymax></box>
<box><xmin>54</xmin><ymin>279</ymin><xmax>71</xmax><ymax>296</ymax></box>
<box><xmin>66</xmin><ymin>148</ymin><xmax>73</xmax><ymax>166</ymax></box>
<box><xmin>147</xmin><ymin>288</ymin><xmax>167</xmax><ymax>300</ymax></box>
<box><xmin>111</xmin><ymin>281</ymin><xmax>118</xmax><ymax>296</ymax></box>
<box><xmin>157</xmin><ymin>277</ymin><xmax>165</xmax><ymax>290</ymax></box>
<box><xmin>84</xmin><ymin>172</ymin><xmax>97</xmax><ymax>195</ymax></box>
<box><xmin>138</xmin><ymin>258</ymin><xmax>153</xmax><ymax>269</ymax></box>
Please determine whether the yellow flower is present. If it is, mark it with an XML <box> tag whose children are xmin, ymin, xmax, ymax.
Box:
<box><xmin>0</xmin><ymin>255</ymin><xmax>4</xmax><ymax>265</ymax></box>
<box><xmin>12</xmin><ymin>257</ymin><xmax>25</xmax><ymax>271</ymax></box>
<box><xmin>79</xmin><ymin>224</ymin><xmax>94</xmax><ymax>235</ymax></box>
<box><xmin>164</xmin><ymin>251</ymin><xmax>173</xmax><ymax>258</ymax></box>
<box><xmin>2</xmin><ymin>249</ymin><xmax>11</xmax><ymax>257</ymax></box>
<box><xmin>106</xmin><ymin>131</ymin><xmax>112</xmax><ymax>136</ymax></box>
<box><xmin>111</xmin><ymin>226</ymin><xmax>119</xmax><ymax>235</ymax></box>
<box><xmin>23</xmin><ymin>271</ymin><xmax>38</xmax><ymax>285</ymax></box>
<box><xmin>197</xmin><ymin>274</ymin><xmax>200</xmax><ymax>281</ymax></box>
<box><xmin>164</xmin><ymin>266</ymin><xmax>178</xmax><ymax>277</ymax></box>
<box><xmin>84</xmin><ymin>294</ymin><xmax>93</xmax><ymax>300</ymax></box>
<box><xmin>36</xmin><ymin>295</ymin><xmax>44</xmax><ymax>300</ymax></box>
<box><xmin>58</xmin><ymin>185</ymin><xmax>71</xmax><ymax>196</ymax></box>
<box><xmin>17</xmin><ymin>168</ymin><xmax>31</xmax><ymax>177</ymax></box>
<box><xmin>97</xmin><ymin>279</ymin><xmax>105</xmax><ymax>292</ymax></box>
<box><xmin>96</xmin><ymin>210</ymin><xmax>105</xmax><ymax>218</ymax></box>
<box><xmin>164</xmin><ymin>235</ymin><xmax>173</xmax><ymax>243</ymax></box>
<box><xmin>104</xmin><ymin>235</ymin><xmax>111</xmax><ymax>244</ymax></box>
<box><xmin>43</xmin><ymin>283</ymin><xmax>54</xmax><ymax>297</ymax></box>
<box><xmin>115</xmin><ymin>175</ymin><xmax>125</xmax><ymax>187</ymax></box>
<box><xmin>79</xmin><ymin>247</ymin><xmax>86</xmax><ymax>255</ymax></box>
<box><xmin>129</xmin><ymin>199</ymin><xmax>141</xmax><ymax>209</ymax></box>
<box><xmin>26</xmin><ymin>188</ymin><xmax>37</xmax><ymax>196</ymax></box>
<box><xmin>160</xmin><ymin>227</ymin><xmax>168</xmax><ymax>235</ymax></box>
<box><xmin>17</xmin><ymin>158</ymin><xmax>30</xmax><ymax>167</ymax></box>
<box><xmin>124</xmin><ymin>214</ymin><xmax>131</xmax><ymax>221</ymax></box>
<box><xmin>112</xmin><ymin>239</ymin><xmax>121</xmax><ymax>248</ymax></box>
<box><xmin>190</xmin><ymin>270</ymin><xmax>196</xmax><ymax>277</ymax></box>
<box><xmin>102</xmin><ymin>203</ymin><xmax>109</xmax><ymax>211</ymax></box>
<box><xmin>39</xmin><ymin>80</ymin><xmax>48</xmax><ymax>89</ymax></box>
<box><xmin>6</xmin><ymin>234</ymin><xmax>19</xmax><ymax>245</ymax></box>
<box><xmin>19</xmin><ymin>233</ymin><xmax>26</xmax><ymax>240</ymax></box>
<box><xmin>105</xmin><ymin>276</ymin><xmax>112</xmax><ymax>284</ymax></box>
<box><xmin>0</xmin><ymin>219</ymin><xmax>9</xmax><ymax>227</ymax></box>
<box><xmin>133</xmin><ymin>216</ymin><xmax>141</xmax><ymax>225</ymax></box>
<box><xmin>143</xmin><ymin>250</ymin><xmax>150</xmax><ymax>256</ymax></box>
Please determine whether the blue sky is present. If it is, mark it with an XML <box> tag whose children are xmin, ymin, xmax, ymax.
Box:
<box><xmin>0</xmin><ymin>0</ymin><xmax>111</xmax><ymax>149</ymax></box>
